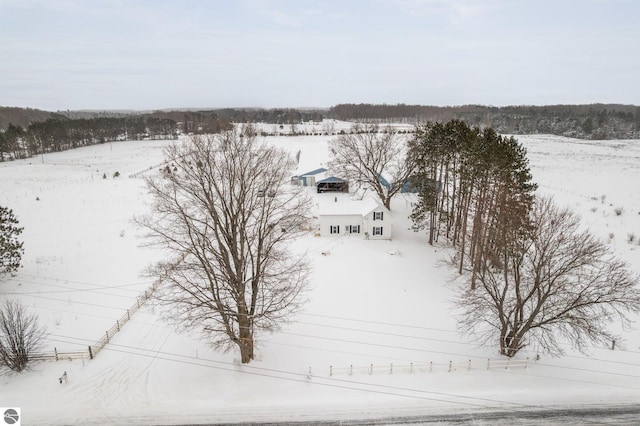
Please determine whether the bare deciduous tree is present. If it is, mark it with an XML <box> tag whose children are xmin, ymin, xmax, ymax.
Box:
<box><xmin>456</xmin><ymin>196</ymin><xmax>640</xmax><ymax>357</ymax></box>
<box><xmin>139</xmin><ymin>129</ymin><xmax>311</xmax><ymax>363</ymax></box>
<box><xmin>0</xmin><ymin>299</ymin><xmax>47</xmax><ymax>373</ymax></box>
<box><xmin>328</xmin><ymin>125</ymin><xmax>414</xmax><ymax>210</ymax></box>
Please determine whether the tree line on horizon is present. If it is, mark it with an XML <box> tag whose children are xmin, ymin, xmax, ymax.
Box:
<box><xmin>329</xmin><ymin>103</ymin><xmax>640</xmax><ymax>139</ymax></box>
<box><xmin>3</xmin><ymin>102</ymin><xmax>640</xmax><ymax>145</ymax></box>
<box><xmin>0</xmin><ymin>112</ymin><xmax>232</xmax><ymax>160</ymax></box>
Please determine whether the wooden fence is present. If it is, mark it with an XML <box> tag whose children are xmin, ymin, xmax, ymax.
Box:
<box><xmin>0</xmin><ymin>280</ymin><xmax>162</xmax><ymax>370</ymax></box>
<box><xmin>88</xmin><ymin>284</ymin><xmax>159</xmax><ymax>359</ymax></box>
<box><xmin>28</xmin><ymin>349</ymin><xmax>89</xmax><ymax>363</ymax></box>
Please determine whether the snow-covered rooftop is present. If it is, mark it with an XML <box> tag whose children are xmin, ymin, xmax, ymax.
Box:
<box><xmin>318</xmin><ymin>195</ymin><xmax>385</xmax><ymax>216</ymax></box>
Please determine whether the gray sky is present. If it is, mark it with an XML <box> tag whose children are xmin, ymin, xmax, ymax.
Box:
<box><xmin>1</xmin><ymin>0</ymin><xmax>638</xmax><ymax>111</ymax></box>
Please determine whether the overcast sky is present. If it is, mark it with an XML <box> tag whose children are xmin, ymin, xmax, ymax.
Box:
<box><xmin>1</xmin><ymin>0</ymin><xmax>638</xmax><ymax>111</ymax></box>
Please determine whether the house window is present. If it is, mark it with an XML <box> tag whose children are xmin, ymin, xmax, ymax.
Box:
<box><xmin>373</xmin><ymin>226</ymin><xmax>383</xmax><ymax>236</ymax></box>
<box><xmin>330</xmin><ymin>225</ymin><xmax>340</xmax><ymax>234</ymax></box>
<box><xmin>348</xmin><ymin>225</ymin><xmax>360</xmax><ymax>234</ymax></box>
<box><xmin>373</xmin><ymin>211</ymin><xmax>384</xmax><ymax>221</ymax></box>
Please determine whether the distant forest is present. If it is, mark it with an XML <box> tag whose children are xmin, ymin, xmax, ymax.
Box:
<box><xmin>2</xmin><ymin>103</ymin><xmax>640</xmax><ymax>152</ymax></box>
<box><xmin>326</xmin><ymin>103</ymin><xmax>640</xmax><ymax>140</ymax></box>
<box><xmin>0</xmin><ymin>108</ymin><xmax>232</xmax><ymax>160</ymax></box>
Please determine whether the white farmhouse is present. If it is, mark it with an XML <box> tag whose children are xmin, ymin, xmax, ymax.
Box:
<box><xmin>318</xmin><ymin>196</ymin><xmax>391</xmax><ymax>240</ymax></box>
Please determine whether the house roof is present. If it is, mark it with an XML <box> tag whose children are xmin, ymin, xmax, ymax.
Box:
<box><xmin>318</xmin><ymin>196</ymin><xmax>387</xmax><ymax>216</ymax></box>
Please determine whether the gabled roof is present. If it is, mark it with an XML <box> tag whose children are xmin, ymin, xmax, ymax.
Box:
<box><xmin>318</xmin><ymin>196</ymin><xmax>387</xmax><ymax>216</ymax></box>
<box><xmin>301</xmin><ymin>167</ymin><xmax>327</xmax><ymax>176</ymax></box>
<box><xmin>317</xmin><ymin>176</ymin><xmax>347</xmax><ymax>184</ymax></box>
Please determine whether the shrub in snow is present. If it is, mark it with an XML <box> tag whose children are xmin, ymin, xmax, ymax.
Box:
<box><xmin>614</xmin><ymin>206</ymin><xmax>624</xmax><ymax>216</ymax></box>
<box><xmin>113</xmin><ymin>171</ymin><xmax>120</xmax><ymax>178</ymax></box>
<box><xmin>0</xmin><ymin>299</ymin><xmax>47</xmax><ymax>373</ymax></box>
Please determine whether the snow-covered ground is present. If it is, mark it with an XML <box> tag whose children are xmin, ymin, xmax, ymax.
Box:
<box><xmin>0</xmin><ymin>130</ymin><xmax>639</xmax><ymax>425</ymax></box>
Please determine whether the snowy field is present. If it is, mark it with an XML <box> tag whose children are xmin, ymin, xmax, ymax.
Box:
<box><xmin>1</xmin><ymin>129</ymin><xmax>639</xmax><ymax>425</ymax></box>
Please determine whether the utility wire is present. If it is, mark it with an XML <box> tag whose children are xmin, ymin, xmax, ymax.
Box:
<box><xmin>42</xmin><ymin>334</ymin><xmax>540</xmax><ymax>411</ymax></box>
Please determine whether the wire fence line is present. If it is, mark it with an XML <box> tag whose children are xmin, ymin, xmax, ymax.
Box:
<box><xmin>128</xmin><ymin>161</ymin><xmax>168</xmax><ymax>179</ymax></box>
<box><xmin>88</xmin><ymin>284</ymin><xmax>159</xmax><ymax>359</ymax></box>
<box><xmin>3</xmin><ymin>279</ymin><xmax>163</xmax><ymax>369</ymax></box>
<box><xmin>17</xmin><ymin>254</ymin><xmax>190</xmax><ymax>368</ymax></box>
<box><xmin>325</xmin><ymin>358</ymin><xmax>531</xmax><ymax>377</ymax></box>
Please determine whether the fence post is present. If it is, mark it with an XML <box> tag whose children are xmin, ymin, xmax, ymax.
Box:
<box><xmin>106</xmin><ymin>330</ymin><xmax>110</xmax><ymax>343</ymax></box>
<box><xmin>88</xmin><ymin>346</ymin><xmax>93</xmax><ymax>360</ymax></box>
<box><xmin>349</xmin><ymin>364</ymin><xmax>353</xmax><ymax>375</ymax></box>
<box><xmin>611</xmin><ymin>339</ymin><xmax>616</xmax><ymax>350</ymax></box>
<box><xmin>55</xmin><ymin>347</ymin><xmax>58</xmax><ymax>361</ymax></box>
<box><xmin>410</xmin><ymin>362</ymin><xmax>413</xmax><ymax>374</ymax></box>
<box><xmin>429</xmin><ymin>361</ymin><xmax>432</xmax><ymax>373</ymax></box>
<box><xmin>525</xmin><ymin>357</ymin><xmax>529</xmax><ymax>369</ymax></box>
<box><xmin>448</xmin><ymin>360</ymin><xmax>452</xmax><ymax>372</ymax></box>
<box><xmin>390</xmin><ymin>363</ymin><xmax>393</xmax><ymax>374</ymax></box>
<box><xmin>487</xmin><ymin>358</ymin><xmax>490</xmax><ymax>370</ymax></box>
<box><xmin>330</xmin><ymin>365</ymin><xmax>333</xmax><ymax>377</ymax></box>
<box><xmin>127</xmin><ymin>309</ymin><xmax>130</xmax><ymax>320</ymax></box>
<box><xmin>116</xmin><ymin>320</ymin><xmax>120</xmax><ymax>332</ymax></box>
<box><xmin>467</xmin><ymin>359</ymin><xmax>471</xmax><ymax>371</ymax></box>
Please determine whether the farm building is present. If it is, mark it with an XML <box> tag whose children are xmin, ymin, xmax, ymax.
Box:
<box><xmin>318</xmin><ymin>196</ymin><xmax>391</xmax><ymax>240</ymax></box>
<box><xmin>291</xmin><ymin>167</ymin><xmax>327</xmax><ymax>187</ymax></box>
<box><xmin>316</xmin><ymin>176</ymin><xmax>349</xmax><ymax>193</ymax></box>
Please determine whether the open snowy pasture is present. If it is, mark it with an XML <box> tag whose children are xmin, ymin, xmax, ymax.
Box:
<box><xmin>517</xmin><ymin>134</ymin><xmax>640</xmax><ymax>267</ymax></box>
<box><xmin>1</xmin><ymin>131</ymin><xmax>639</xmax><ymax>425</ymax></box>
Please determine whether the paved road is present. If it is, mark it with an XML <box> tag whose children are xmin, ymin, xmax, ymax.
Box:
<box><xmin>183</xmin><ymin>404</ymin><xmax>640</xmax><ymax>425</ymax></box>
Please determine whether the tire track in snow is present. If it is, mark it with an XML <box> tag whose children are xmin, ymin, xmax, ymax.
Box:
<box><xmin>64</xmin><ymin>314</ymin><xmax>172</xmax><ymax>415</ymax></box>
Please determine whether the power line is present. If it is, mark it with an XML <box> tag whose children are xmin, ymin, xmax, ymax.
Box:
<box><xmin>299</xmin><ymin>312</ymin><xmax>460</xmax><ymax>334</ymax></box>
<box><xmin>278</xmin><ymin>330</ymin><xmax>501</xmax><ymax>362</ymax></box>
<box><xmin>42</xmin><ymin>334</ymin><xmax>537</xmax><ymax>411</ymax></box>
<box><xmin>45</xmin><ymin>325</ymin><xmax>640</xmax><ymax>386</ymax></box>
<box><xmin>15</xmin><ymin>273</ymin><xmax>150</xmax><ymax>292</ymax></box>
<box><xmin>294</xmin><ymin>320</ymin><xmax>480</xmax><ymax>347</ymax></box>
<box><xmin>43</xmin><ymin>331</ymin><xmax>640</xmax><ymax>424</ymax></box>
<box><xmin>12</xmin><ymin>293</ymin><xmax>131</xmax><ymax>311</ymax></box>
<box><xmin>298</xmin><ymin>311</ymin><xmax>640</xmax><ymax>356</ymax></box>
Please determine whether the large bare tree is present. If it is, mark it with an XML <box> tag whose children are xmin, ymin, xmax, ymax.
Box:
<box><xmin>328</xmin><ymin>125</ymin><xmax>414</xmax><ymax>210</ymax></box>
<box><xmin>139</xmin><ymin>129</ymin><xmax>311</xmax><ymax>363</ymax></box>
<box><xmin>456</xmin><ymin>196</ymin><xmax>640</xmax><ymax>357</ymax></box>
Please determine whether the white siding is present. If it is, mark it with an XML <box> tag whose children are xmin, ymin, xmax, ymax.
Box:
<box><xmin>319</xmin><ymin>214</ymin><xmax>363</xmax><ymax>237</ymax></box>
<box><xmin>318</xmin><ymin>196</ymin><xmax>391</xmax><ymax>240</ymax></box>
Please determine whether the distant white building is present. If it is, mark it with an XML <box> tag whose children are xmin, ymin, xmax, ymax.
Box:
<box><xmin>318</xmin><ymin>196</ymin><xmax>391</xmax><ymax>240</ymax></box>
